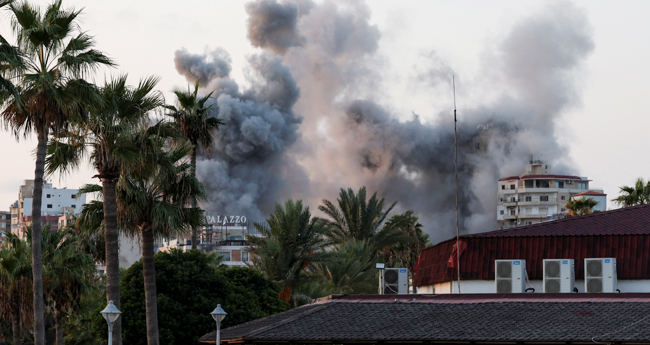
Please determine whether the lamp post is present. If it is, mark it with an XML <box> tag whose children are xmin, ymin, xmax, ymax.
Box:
<box><xmin>100</xmin><ymin>301</ymin><xmax>121</xmax><ymax>345</ymax></box>
<box><xmin>375</xmin><ymin>262</ymin><xmax>386</xmax><ymax>294</ymax></box>
<box><xmin>210</xmin><ymin>304</ymin><xmax>227</xmax><ymax>345</ymax></box>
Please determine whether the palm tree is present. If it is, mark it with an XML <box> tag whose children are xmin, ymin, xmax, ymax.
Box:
<box><xmin>565</xmin><ymin>197</ymin><xmax>600</xmax><ymax>217</ymax></box>
<box><xmin>41</xmin><ymin>227</ymin><xmax>96</xmax><ymax>345</ymax></box>
<box><xmin>0</xmin><ymin>2</ymin><xmax>113</xmax><ymax>342</ymax></box>
<box><xmin>117</xmin><ymin>140</ymin><xmax>206</xmax><ymax>345</ymax></box>
<box><xmin>0</xmin><ymin>232</ymin><xmax>33</xmax><ymax>345</ymax></box>
<box><xmin>381</xmin><ymin>211</ymin><xmax>431</xmax><ymax>276</ymax></box>
<box><xmin>319</xmin><ymin>187</ymin><xmax>413</xmax><ymax>257</ymax></box>
<box><xmin>314</xmin><ymin>239</ymin><xmax>377</xmax><ymax>295</ymax></box>
<box><xmin>165</xmin><ymin>80</ymin><xmax>225</xmax><ymax>249</ymax></box>
<box><xmin>47</xmin><ymin>75</ymin><xmax>162</xmax><ymax>345</ymax></box>
<box><xmin>612</xmin><ymin>178</ymin><xmax>650</xmax><ymax>207</ymax></box>
<box><xmin>247</xmin><ymin>199</ymin><xmax>332</xmax><ymax>304</ymax></box>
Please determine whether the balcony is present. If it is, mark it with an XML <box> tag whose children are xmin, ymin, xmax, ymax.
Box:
<box><xmin>518</xmin><ymin>197</ymin><xmax>558</xmax><ymax>206</ymax></box>
<box><xmin>518</xmin><ymin>213</ymin><xmax>549</xmax><ymax>219</ymax></box>
<box><xmin>503</xmin><ymin>214</ymin><xmax>518</xmax><ymax>220</ymax></box>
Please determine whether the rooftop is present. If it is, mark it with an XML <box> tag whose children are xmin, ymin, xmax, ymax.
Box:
<box><xmin>200</xmin><ymin>293</ymin><xmax>650</xmax><ymax>344</ymax></box>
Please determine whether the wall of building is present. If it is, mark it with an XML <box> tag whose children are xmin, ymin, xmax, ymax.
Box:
<box><xmin>419</xmin><ymin>279</ymin><xmax>650</xmax><ymax>294</ymax></box>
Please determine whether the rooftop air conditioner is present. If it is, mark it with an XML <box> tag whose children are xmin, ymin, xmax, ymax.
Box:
<box><xmin>383</xmin><ymin>268</ymin><xmax>408</xmax><ymax>294</ymax></box>
<box><xmin>495</xmin><ymin>260</ymin><xmax>526</xmax><ymax>293</ymax></box>
<box><xmin>585</xmin><ymin>258</ymin><xmax>617</xmax><ymax>293</ymax></box>
<box><xmin>543</xmin><ymin>259</ymin><xmax>574</xmax><ymax>293</ymax></box>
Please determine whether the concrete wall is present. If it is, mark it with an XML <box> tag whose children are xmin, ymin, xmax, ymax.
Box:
<box><xmin>418</xmin><ymin>279</ymin><xmax>650</xmax><ymax>294</ymax></box>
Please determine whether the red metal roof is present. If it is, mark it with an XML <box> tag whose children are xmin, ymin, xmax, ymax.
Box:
<box><xmin>520</xmin><ymin>174</ymin><xmax>583</xmax><ymax>180</ymax></box>
<box><xmin>414</xmin><ymin>204</ymin><xmax>650</xmax><ymax>286</ymax></box>
<box><xmin>573</xmin><ymin>191</ymin><xmax>607</xmax><ymax>197</ymax></box>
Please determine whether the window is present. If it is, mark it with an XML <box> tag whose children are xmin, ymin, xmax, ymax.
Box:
<box><xmin>71</xmin><ymin>205</ymin><xmax>76</xmax><ymax>209</ymax></box>
<box><xmin>561</xmin><ymin>196</ymin><xmax>565</xmax><ymax>200</ymax></box>
<box><xmin>558</xmin><ymin>181</ymin><xmax>564</xmax><ymax>188</ymax></box>
<box><xmin>71</xmin><ymin>195</ymin><xmax>76</xmax><ymax>199</ymax></box>
<box><xmin>525</xmin><ymin>222</ymin><xmax>532</xmax><ymax>225</ymax></box>
<box><xmin>46</xmin><ymin>194</ymin><xmax>51</xmax><ymax>198</ymax></box>
<box><xmin>501</xmin><ymin>185</ymin><xmax>505</xmax><ymax>190</ymax></box>
<box><xmin>510</xmin><ymin>184</ymin><xmax>515</xmax><ymax>190</ymax></box>
<box><xmin>525</xmin><ymin>196</ymin><xmax>532</xmax><ymax>202</ymax></box>
<box><xmin>217</xmin><ymin>251</ymin><xmax>231</xmax><ymax>261</ymax></box>
<box><xmin>561</xmin><ymin>208</ymin><xmax>565</xmax><ymax>212</ymax></box>
<box><xmin>500</xmin><ymin>210</ymin><xmax>504</xmax><ymax>215</ymax></box>
<box><xmin>578</xmin><ymin>182</ymin><xmax>587</xmax><ymax>189</ymax></box>
<box><xmin>47</xmin><ymin>204</ymin><xmax>52</xmax><ymax>209</ymax></box>
<box><xmin>540</xmin><ymin>196</ymin><xmax>549</xmax><ymax>201</ymax></box>
<box><xmin>242</xmin><ymin>251</ymin><xmax>249</xmax><ymax>262</ymax></box>
<box><xmin>500</xmin><ymin>198</ymin><xmax>503</xmax><ymax>202</ymax></box>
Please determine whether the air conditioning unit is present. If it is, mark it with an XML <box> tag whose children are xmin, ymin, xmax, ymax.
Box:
<box><xmin>383</xmin><ymin>268</ymin><xmax>408</xmax><ymax>294</ymax></box>
<box><xmin>543</xmin><ymin>259</ymin><xmax>574</xmax><ymax>293</ymax></box>
<box><xmin>495</xmin><ymin>260</ymin><xmax>526</xmax><ymax>293</ymax></box>
<box><xmin>585</xmin><ymin>258</ymin><xmax>617</xmax><ymax>293</ymax></box>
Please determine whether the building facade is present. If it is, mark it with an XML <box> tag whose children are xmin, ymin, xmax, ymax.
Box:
<box><xmin>10</xmin><ymin>180</ymin><xmax>86</xmax><ymax>239</ymax></box>
<box><xmin>497</xmin><ymin>160</ymin><xmax>602</xmax><ymax>228</ymax></box>
<box><xmin>158</xmin><ymin>215</ymin><xmax>259</xmax><ymax>267</ymax></box>
<box><xmin>415</xmin><ymin>204</ymin><xmax>650</xmax><ymax>294</ymax></box>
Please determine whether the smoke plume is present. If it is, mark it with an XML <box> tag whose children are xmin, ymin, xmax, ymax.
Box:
<box><xmin>175</xmin><ymin>0</ymin><xmax>593</xmax><ymax>243</ymax></box>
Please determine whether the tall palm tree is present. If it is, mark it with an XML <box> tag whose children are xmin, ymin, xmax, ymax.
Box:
<box><xmin>0</xmin><ymin>232</ymin><xmax>33</xmax><ymax>345</ymax></box>
<box><xmin>612</xmin><ymin>178</ymin><xmax>650</xmax><ymax>207</ymax></box>
<box><xmin>319</xmin><ymin>187</ymin><xmax>412</xmax><ymax>257</ymax></box>
<box><xmin>248</xmin><ymin>199</ymin><xmax>332</xmax><ymax>304</ymax></box>
<box><xmin>381</xmin><ymin>211</ymin><xmax>431</xmax><ymax>276</ymax></box>
<box><xmin>117</xmin><ymin>140</ymin><xmax>206</xmax><ymax>345</ymax></box>
<box><xmin>46</xmin><ymin>75</ymin><xmax>161</xmax><ymax>345</ymax></box>
<box><xmin>41</xmin><ymin>227</ymin><xmax>95</xmax><ymax>345</ymax></box>
<box><xmin>165</xmin><ymin>80</ymin><xmax>225</xmax><ymax>249</ymax></box>
<box><xmin>314</xmin><ymin>239</ymin><xmax>377</xmax><ymax>295</ymax></box>
<box><xmin>565</xmin><ymin>197</ymin><xmax>600</xmax><ymax>217</ymax></box>
<box><xmin>0</xmin><ymin>2</ymin><xmax>113</xmax><ymax>342</ymax></box>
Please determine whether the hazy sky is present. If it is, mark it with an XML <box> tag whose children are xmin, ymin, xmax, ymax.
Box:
<box><xmin>1</xmin><ymin>0</ymin><xmax>649</xmax><ymax>214</ymax></box>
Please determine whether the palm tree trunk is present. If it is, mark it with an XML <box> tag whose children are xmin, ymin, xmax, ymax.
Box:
<box><xmin>190</xmin><ymin>148</ymin><xmax>198</xmax><ymax>250</ymax></box>
<box><xmin>32</xmin><ymin>126</ymin><xmax>48</xmax><ymax>345</ymax></box>
<box><xmin>142</xmin><ymin>226</ymin><xmax>159</xmax><ymax>345</ymax></box>
<box><xmin>11</xmin><ymin>308</ymin><xmax>21</xmax><ymax>345</ymax></box>
<box><xmin>55</xmin><ymin>308</ymin><xmax>63</xmax><ymax>345</ymax></box>
<box><xmin>102</xmin><ymin>179</ymin><xmax>122</xmax><ymax>345</ymax></box>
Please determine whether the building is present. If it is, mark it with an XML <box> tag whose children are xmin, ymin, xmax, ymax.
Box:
<box><xmin>0</xmin><ymin>211</ymin><xmax>10</xmax><ymax>245</ymax></box>
<box><xmin>157</xmin><ymin>215</ymin><xmax>260</xmax><ymax>267</ymax></box>
<box><xmin>497</xmin><ymin>159</ymin><xmax>603</xmax><ymax>228</ymax></box>
<box><xmin>414</xmin><ymin>204</ymin><xmax>650</xmax><ymax>294</ymax></box>
<box><xmin>571</xmin><ymin>190</ymin><xmax>608</xmax><ymax>211</ymax></box>
<box><xmin>10</xmin><ymin>179</ymin><xmax>86</xmax><ymax>239</ymax></box>
<box><xmin>199</xmin><ymin>293</ymin><xmax>650</xmax><ymax>345</ymax></box>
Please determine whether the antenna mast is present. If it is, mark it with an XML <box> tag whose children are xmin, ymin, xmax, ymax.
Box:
<box><xmin>453</xmin><ymin>76</ymin><xmax>461</xmax><ymax>293</ymax></box>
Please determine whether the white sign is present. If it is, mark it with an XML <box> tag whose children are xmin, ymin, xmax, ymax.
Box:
<box><xmin>205</xmin><ymin>215</ymin><xmax>248</xmax><ymax>225</ymax></box>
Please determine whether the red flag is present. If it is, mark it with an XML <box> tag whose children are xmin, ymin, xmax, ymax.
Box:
<box><xmin>447</xmin><ymin>241</ymin><xmax>467</xmax><ymax>268</ymax></box>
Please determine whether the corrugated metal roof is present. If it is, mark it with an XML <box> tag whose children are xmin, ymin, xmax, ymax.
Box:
<box><xmin>414</xmin><ymin>204</ymin><xmax>650</xmax><ymax>286</ymax></box>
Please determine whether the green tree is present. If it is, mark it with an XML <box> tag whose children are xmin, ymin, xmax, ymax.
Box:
<box><xmin>0</xmin><ymin>232</ymin><xmax>32</xmax><ymax>345</ymax></box>
<box><xmin>319</xmin><ymin>187</ymin><xmax>413</xmax><ymax>257</ymax></box>
<box><xmin>117</xmin><ymin>139</ymin><xmax>205</xmax><ymax>345</ymax></box>
<box><xmin>47</xmin><ymin>75</ymin><xmax>163</xmax><ymax>345</ymax></box>
<box><xmin>313</xmin><ymin>239</ymin><xmax>377</xmax><ymax>295</ymax></box>
<box><xmin>165</xmin><ymin>80</ymin><xmax>225</xmax><ymax>249</ymax></box>
<box><xmin>0</xmin><ymin>2</ymin><xmax>114</xmax><ymax>342</ymax></box>
<box><xmin>247</xmin><ymin>199</ymin><xmax>332</xmax><ymax>304</ymax></box>
<box><xmin>117</xmin><ymin>250</ymin><xmax>288</xmax><ymax>345</ymax></box>
<box><xmin>612</xmin><ymin>178</ymin><xmax>650</xmax><ymax>207</ymax></box>
<box><xmin>381</xmin><ymin>211</ymin><xmax>431</xmax><ymax>276</ymax></box>
<box><xmin>41</xmin><ymin>228</ymin><xmax>96</xmax><ymax>345</ymax></box>
<box><xmin>565</xmin><ymin>197</ymin><xmax>600</xmax><ymax>217</ymax></box>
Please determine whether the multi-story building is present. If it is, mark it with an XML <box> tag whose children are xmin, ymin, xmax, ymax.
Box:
<box><xmin>0</xmin><ymin>211</ymin><xmax>10</xmax><ymax>246</ymax></box>
<box><xmin>497</xmin><ymin>160</ymin><xmax>603</xmax><ymax>228</ymax></box>
<box><xmin>158</xmin><ymin>215</ymin><xmax>259</xmax><ymax>267</ymax></box>
<box><xmin>10</xmin><ymin>179</ymin><xmax>86</xmax><ymax>239</ymax></box>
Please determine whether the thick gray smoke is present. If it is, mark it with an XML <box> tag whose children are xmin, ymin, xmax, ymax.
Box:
<box><xmin>174</xmin><ymin>48</ymin><xmax>233</xmax><ymax>88</ymax></box>
<box><xmin>176</xmin><ymin>0</ymin><xmax>593</xmax><ymax>243</ymax></box>
<box><xmin>174</xmin><ymin>50</ymin><xmax>303</xmax><ymax>221</ymax></box>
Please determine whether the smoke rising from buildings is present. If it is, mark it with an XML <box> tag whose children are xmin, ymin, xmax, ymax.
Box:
<box><xmin>174</xmin><ymin>0</ymin><xmax>594</xmax><ymax>243</ymax></box>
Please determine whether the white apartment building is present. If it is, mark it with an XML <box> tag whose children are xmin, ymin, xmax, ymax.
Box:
<box><xmin>10</xmin><ymin>180</ymin><xmax>86</xmax><ymax>239</ymax></box>
<box><xmin>497</xmin><ymin>160</ymin><xmax>603</xmax><ymax>228</ymax></box>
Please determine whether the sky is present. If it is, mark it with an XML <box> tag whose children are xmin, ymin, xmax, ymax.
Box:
<box><xmin>1</xmin><ymin>0</ymin><xmax>650</xmax><ymax>242</ymax></box>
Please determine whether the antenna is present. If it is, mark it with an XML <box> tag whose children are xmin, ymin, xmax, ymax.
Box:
<box><xmin>453</xmin><ymin>75</ymin><xmax>461</xmax><ymax>293</ymax></box>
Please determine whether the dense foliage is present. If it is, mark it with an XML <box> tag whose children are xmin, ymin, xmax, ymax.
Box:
<box><xmin>117</xmin><ymin>249</ymin><xmax>288</xmax><ymax>345</ymax></box>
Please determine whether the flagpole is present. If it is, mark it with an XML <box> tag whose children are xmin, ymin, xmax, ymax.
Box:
<box><xmin>453</xmin><ymin>76</ymin><xmax>461</xmax><ymax>294</ymax></box>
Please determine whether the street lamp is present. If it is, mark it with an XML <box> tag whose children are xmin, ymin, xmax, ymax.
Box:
<box><xmin>210</xmin><ymin>304</ymin><xmax>228</xmax><ymax>345</ymax></box>
<box><xmin>100</xmin><ymin>300</ymin><xmax>121</xmax><ymax>345</ymax></box>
